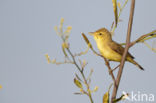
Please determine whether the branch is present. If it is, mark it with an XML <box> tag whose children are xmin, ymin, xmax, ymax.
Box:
<box><xmin>52</xmin><ymin>18</ymin><xmax>94</xmax><ymax>103</ymax></box>
<box><xmin>129</xmin><ymin>30</ymin><xmax>156</xmax><ymax>47</ymax></box>
<box><xmin>120</xmin><ymin>30</ymin><xmax>156</xmax><ymax>47</ymax></box>
<box><xmin>111</xmin><ymin>0</ymin><xmax>135</xmax><ymax>102</ymax></box>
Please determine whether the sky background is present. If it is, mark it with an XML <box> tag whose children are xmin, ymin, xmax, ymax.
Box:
<box><xmin>0</xmin><ymin>0</ymin><xmax>156</xmax><ymax>103</ymax></box>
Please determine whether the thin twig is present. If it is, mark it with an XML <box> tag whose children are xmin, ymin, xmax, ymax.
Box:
<box><xmin>66</xmin><ymin>48</ymin><xmax>94</xmax><ymax>103</ymax></box>
<box><xmin>112</xmin><ymin>64</ymin><xmax>120</xmax><ymax>71</ymax></box>
<box><xmin>111</xmin><ymin>0</ymin><xmax>135</xmax><ymax>102</ymax></box>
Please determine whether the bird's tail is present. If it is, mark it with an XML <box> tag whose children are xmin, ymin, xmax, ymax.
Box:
<box><xmin>127</xmin><ymin>58</ymin><xmax>144</xmax><ymax>70</ymax></box>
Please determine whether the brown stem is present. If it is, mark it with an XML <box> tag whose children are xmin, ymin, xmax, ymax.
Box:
<box><xmin>111</xmin><ymin>0</ymin><xmax>135</xmax><ymax>102</ymax></box>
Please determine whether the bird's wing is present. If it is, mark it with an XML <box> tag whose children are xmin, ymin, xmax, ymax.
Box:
<box><xmin>108</xmin><ymin>41</ymin><xmax>134</xmax><ymax>59</ymax></box>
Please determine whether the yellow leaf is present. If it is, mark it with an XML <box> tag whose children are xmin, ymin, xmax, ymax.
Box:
<box><xmin>62</xmin><ymin>43</ymin><xmax>68</xmax><ymax>57</ymax></box>
<box><xmin>93</xmin><ymin>86</ymin><xmax>99</xmax><ymax>92</ymax></box>
<box><xmin>81</xmin><ymin>33</ymin><xmax>93</xmax><ymax>49</ymax></box>
<box><xmin>45</xmin><ymin>54</ymin><xmax>51</xmax><ymax>64</ymax></box>
<box><xmin>64</xmin><ymin>26</ymin><xmax>72</xmax><ymax>41</ymax></box>
<box><xmin>112</xmin><ymin>0</ymin><xmax>118</xmax><ymax>26</ymax></box>
<box><xmin>74</xmin><ymin>78</ymin><xmax>83</xmax><ymax>89</ymax></box>
<box><xmin>117</xmin><ymin>2</ymin><xmax>121</xmax><ymax>11</ymax></box>
<box><xmin>0</xmin><ymin>85</ymin><xmax>2</xmax><ymax>89</ymax></box>
<box><xmin>66</xmin><ymin>26</ymin><xmax>72</xmax><ymax>32</ymax></box>
<box><xmin>143</xmin><ymin>42</ymin><xmax>156</xmax><ymax>53</ymax></box>
<box><xmin>80</xmin><ymin>89</ymin><xmax>84</xmax><ymax>93</ymax></box>
<box><xmin>59</xmin><ymin>18</ymin><xmax>64</xmax><ymax>33</ymax></box>
<box><xmin>52</xmin><ymin>59</ymin><xmax>56</xmax><ymax>63</ymax></box>
<box><xmin>60</xmin><ymin>18</ymin><xmax>64</xmax><ymax>25</ymax></box>
<box><xmin>103</xmin><ymin>92</ymin><xmax>109</xmax><ymax>103</ymax></box>
<box><xmin>54</xmin><ymin>26</ymin><xmax>61</xmax><ymax>36</ymax></box>
<box><xmin>62</xmin><ymin>42</ymin><xmax>69</xmax><ymax>48</ymax></box>
<box><xmin>82</xmin><ymin>60</ymin><xmax>87</xmax><ymax>67</ymax></box>
<box><xmin>64</xmin><ymin>26</ymin><xmax>72</xmax><ymax>34</ymax></box>
<box><xmin>103</xmin><ymin>83</ymin><xmax>113</xmax><ymax>103</ymax></box>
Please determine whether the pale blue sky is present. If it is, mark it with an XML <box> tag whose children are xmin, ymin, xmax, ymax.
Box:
<box><xmin>0</xmin><ymin>0</ymin><xmax>156</xmax><ymax>103</ymax></box>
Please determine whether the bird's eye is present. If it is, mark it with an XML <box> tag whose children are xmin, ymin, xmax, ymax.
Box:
<box><xmin>99</xmin><ymin>33</ymin><xmax>102</xmax><ymax>35</ymax></box>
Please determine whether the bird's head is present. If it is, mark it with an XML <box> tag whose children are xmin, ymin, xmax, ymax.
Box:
<box><xmin>89</xmin><ymin>28</ymin><xmax>112</xmax><ymax>42</ymax></box>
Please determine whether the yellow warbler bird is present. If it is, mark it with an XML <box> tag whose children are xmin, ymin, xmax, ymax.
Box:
<box><xmin>89</xmin><ymin>28</ymin><xmax>144</xmax><ymax>70</ymax></box>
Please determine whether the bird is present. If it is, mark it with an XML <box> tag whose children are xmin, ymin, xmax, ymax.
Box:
<box><xmin>89</xmin><ymin>28</ymin><xmax>144</xmax><ymax>70</ymax></box>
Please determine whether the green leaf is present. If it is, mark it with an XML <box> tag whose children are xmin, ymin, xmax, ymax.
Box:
<box><xmin>74</xmin><ymin>78</ymin><xmax>83</xmax><ymax>89</ymax></box>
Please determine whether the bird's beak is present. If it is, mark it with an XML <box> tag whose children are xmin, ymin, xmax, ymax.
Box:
<box><xmin>88</xmin><ymin>32</ymin><xmax>94</xmax><ymax>36</ymax></box>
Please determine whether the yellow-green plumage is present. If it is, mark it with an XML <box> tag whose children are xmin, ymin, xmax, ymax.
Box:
<box><xmin>89</xmin><ymin>28</ymin><xmax>144</xmax><ymax>70</ymax></box>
